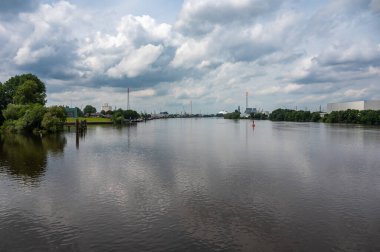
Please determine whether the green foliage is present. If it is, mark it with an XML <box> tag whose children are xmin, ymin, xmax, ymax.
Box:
<box><xmin>269</xmin><ymin>109</ymin><xmax>318</xmax><ymax>122</ymax></box>
<box><xmin>75</xmin><ymin>107</ymin><xmax>84</xmax><ymax>117</ymax></box>
<box><xmin>20</xmin><ymin>104</ymin><xmax>46</xmax><ymax>131</ymax></box>
<box><xmin>323</xmin><ymin>109</ymin><xmax>380</xmax><ymax>125</ymax></box>
<box><xmin>310</xmin><ymin>112</ymin><xmax>321</xmax><ymax>122</ymax></box>
<box><xmin>1</xmin><ymin>104</ymin><xmax>66</xmax><ymax>133</ymax></box>
<box><xmin>224</xmin><ymin>111</ymin><xmax>241</xmax><ymax>119</ymax></box>
<box><xmin>2</xmin><ymin>104</ymin><xmax>29</xmax><ymax>121</ymax></box>
<box><xmin>112</xmin><ymin>109</ymin><xmax>125</xmax><ymax>124</ymax></box>
<box><xmin>3</xmin><ymin>73</ymin><xmax>46</xmax><ymax>105</ymax></box>
<box><xmin>140</xmin><ymin>112</ymin><xmax>151</xmax><ymax>119</ymax></box>
<box><xmin>251</xmin><ymin>112</ymin><xmax>268</xmax><ymax>120</ymax></box>
<box><xmin>0</xmin><ymin>83</ymin><xmax>6</xmax><ymax>124</ymax></box>
<box><xmin>2</xmin><ymin>104</ymin><xmax>46</xmax><ymax>132</ymax></box>
<box><xmin>13</xmin><ymin>80</ymin><xmax>46</xmax><ymax>105</ymax></box>
<box><xmin>83</xmin><ymin>105</ymin><xmax>97</xmax><ymax>115</ymax></box>
<box><xmin>111</xmin><ymin>109</ymin><xmax>140</xmax><ymax>124</ymax></box>
<box><xmin>41</xmin><ymin>106</ymin><xmax>67</xmax><ymax>132</ymax></box>
<box><xmin>124</xmin><ymin>109</ymin><xmax>140</xmax><ymax>120</ymax></box>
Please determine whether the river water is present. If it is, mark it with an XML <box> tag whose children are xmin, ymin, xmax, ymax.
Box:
<box><xmin>1</xmin><ymin>119</ymin><xmax>380</xmax><ymax>251</ymax></box>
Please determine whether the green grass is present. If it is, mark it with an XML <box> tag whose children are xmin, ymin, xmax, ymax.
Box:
<box><xmin>66</xmin><ymin>117</ymin><xmax>112</xmax><ymax>123</ymax></box>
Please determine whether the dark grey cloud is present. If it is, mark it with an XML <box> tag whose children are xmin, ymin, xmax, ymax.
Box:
<box><xmin>0</xmin><ymin>0</ymin><xmax>39</xmax><ymax>20</ymax></box>
<box><xmin>176</xmin><ymin>0</ymin><xmax>282</xmax><ymax>35</ymax></box>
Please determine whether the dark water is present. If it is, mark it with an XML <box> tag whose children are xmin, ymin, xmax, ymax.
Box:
<box><xmin>1</xmin><ymin>119</ymin><xmax>380</xmax><ymax>251</ymax></box>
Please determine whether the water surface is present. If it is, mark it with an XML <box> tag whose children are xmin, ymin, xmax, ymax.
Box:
<box><xmin>1</xmin><ymin>119</ymin><xmax>380</xmax><ymax>251</ymax></box>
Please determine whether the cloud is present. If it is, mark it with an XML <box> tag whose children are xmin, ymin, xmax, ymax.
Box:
<box><xmin>107</xmin><ymin>44</ymin><xmax>164</xmax><ymax>78</ymax></box>
<box><xmin>132</xmin><ymin>88</ymin><xmax>156</xmax><ymax>98</ymax></box>
<box><xmin>0</xmin><ymin>0</ymin><xmax>38</xmax><ymax>17</ymax></box>
<box><xmin>256</xmin><ymin>84</ymin><xmax>304</xmax><ymax>95</ymax></box>
<box><xmin>369</xmin><ymin>0</ymin><xmax>380</xmax><ymax>12</ymax></box>
<box><xmin>344</xmin><ymin>88</ymin><xmax>369</xmax><ymax>98</ymax></box>
<box><xmin>1</xmin><ymin>0</ymin><xmax>379</xmax><ymax>113</ymax></box>
<box><xmin>176</xmin><ymin>0</ymin><xmax>281</xmax><ymax>35</ymax></box>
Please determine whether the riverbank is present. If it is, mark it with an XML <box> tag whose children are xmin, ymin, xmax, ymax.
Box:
<box><xmin>65</xmin><ymin>117</ymin><xmax>112</xmax><ymax>125</ymax></box>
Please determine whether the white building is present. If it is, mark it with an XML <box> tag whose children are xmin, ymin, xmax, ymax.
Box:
<box><xmin>101</xmin><ymin>103</ymin><xmax>113</xmax><ymax>112</ymax></box>
<box><xmin>327</xmin><ymin>100</ymin><xmax>380</xmax><ymax>113</ymax></box>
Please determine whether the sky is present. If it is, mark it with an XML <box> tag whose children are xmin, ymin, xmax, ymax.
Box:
<box><xmin>0</xmin><ymin>0</ymin><xmax>379</xmax><ymax>113</ymax></box>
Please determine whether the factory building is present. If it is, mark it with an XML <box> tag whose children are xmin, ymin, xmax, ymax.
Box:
<box><xmin>327</xmin><ymin>100</ymin><xmax>380</xmax><ymax>113</ymax></box>
<box><xmin>101</xmin><ymin>103</ymin><xmax>113</xmax><ymax>112</ymax></box>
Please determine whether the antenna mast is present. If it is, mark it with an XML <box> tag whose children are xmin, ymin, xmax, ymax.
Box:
<box><xmin>127</xmin><ymin>88</ymin><xmax>130</xmax><ymax>110</ymax></box>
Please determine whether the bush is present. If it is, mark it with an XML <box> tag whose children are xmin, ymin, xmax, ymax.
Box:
<box><xmin>41</xmin><ymin>106</ymin><xmax>67</xmax><ymax>132</ymax></box>
<box><xmin>224</xmin><ymin>111</ymin><xmax>241</xmax><ymax>119</ymax></box>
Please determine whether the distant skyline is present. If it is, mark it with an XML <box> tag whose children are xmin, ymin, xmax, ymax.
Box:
<box><xmin>0</xmin><ymin>0</ymin><xmax>379</xmax><ymax>113</ymax></box>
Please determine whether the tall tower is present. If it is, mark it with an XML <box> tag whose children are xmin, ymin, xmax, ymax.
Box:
<box><xmin>190</xmin><ymin>100</ymin><xmax>192</xmax><ymax>116</ymax></box>
<box><xmin>127</xmin><ymin>88</ymin><xmax>130</xmax><ymax>110</ymax></box>
<box><xmin>246</xmin><ymin>91</ymin><xmax>248</xmax><ymax>110</ymax></box>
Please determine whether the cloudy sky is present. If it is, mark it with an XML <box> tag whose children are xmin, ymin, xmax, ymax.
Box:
<box><xmin>1</xmin><ymin>0</ymin><xmax>379</xmax><ymax>113</ymax></box>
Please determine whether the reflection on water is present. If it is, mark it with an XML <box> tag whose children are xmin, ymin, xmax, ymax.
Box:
<box><xmin>0</xmin><ymin>120</ymin><xmax>380</xmax><ymax>251</ymax></box>
<box><xmin>0</xmin><ymin>134</ymin><xmax>66</xmax><ymax>182</ymax></box>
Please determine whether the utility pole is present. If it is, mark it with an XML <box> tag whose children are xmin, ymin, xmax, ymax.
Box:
<box><xmin>127</xmin><ymin>88</ymin><xmax>130</xmax><ymax>110</ymax></box>
<box><xmin>246</xmin><ymin>92</ymin><xmax>248</xmax><ymax>110</ymax></box>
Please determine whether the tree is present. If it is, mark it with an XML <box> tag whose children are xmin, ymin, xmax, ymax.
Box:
<box><xmin>0</xmin><ymin>83</ymin><xmax>6</xmax><ymax>125</ymax></box>
<box><xmin>251</xmin><ymin>112</ymin><xmax>268</xmax><ymax>120</ymax></box>
<box><xmin>13</xmin><ymin>80</ymin><xmax>46</xmax><ymax>105</ymax></box>
<box><xmin>310</xmin><ymin>112</ymin><xmax>321</xmax><ymax>122</ymax></box>
<box><xmin>75</xmin><ymin>107</ymin><xmax>84</xmax><ymax>117</ymax></box>
<box><xmin>224</xmin><ymin>111</ymin><xmax>241</xmax><ymax>119</ymax></box>
<box><xmin>1</xmin><ymin>104</ymin><xmax>46</xmax><ymax>133</ymax></box>
<box><xmin>124</xmin><ymin>109</ymin><xmax>140</xmax><ymax>120</ymax></box>
<box><xmin>41</xmin><ymin>106</ymin><xmax>67</xmax><ymax>132</ymax></box>
<box><xmin>3</xmin><ymin>73</ymin><xmax>46</xmax><ymax>105</ymax></box>
<box><xmin>111</xmin><ymin>109</ymin><xmax>140</xmax><ymax>124</ymax></box>
<box><xmin>83</xmin><ymin>105</ymin><xmax>96</xmax><ymax>115</ymax></box>
<box><xmin>112</xmin><ymin>109</ymin><xmax>125</xmax><ymax>124</ymax></box>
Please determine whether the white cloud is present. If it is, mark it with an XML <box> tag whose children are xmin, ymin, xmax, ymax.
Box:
<box><xmin>256</xmin><ymin>84</ymin><xmax>303</xmax><ymax>95</ymax></box>
<box><xmin>170</xmin><ymin>37</ymin><xmax>211</xmax><ymax>68</ymax></box>
<box><xmin>344</xmin><ymin>88</ymin><xmax>369</xmax><ymax>98</ymax></box>
<box><xmin>107</xmin><ymin>44</ymin><xmax>163</xmax><ymax>78</ymax></box>
<box><xmin>117</xmin><ymin>15</ymin><xmax>172</xmax><ymax>42</ymax></box>
<box><xmin>1</xmin><ymin>0</ymin><xmax>379</xmax><ymax>113</ymax></box>
<box><xmin>132</xmin><ymin>88</ymin><xmax>156</xmax><ymax>98</ymax></box>
<box><xmin>13</xmin><ymin>1</ymin><xmax>80</xmax><ymax>65</ymax></box>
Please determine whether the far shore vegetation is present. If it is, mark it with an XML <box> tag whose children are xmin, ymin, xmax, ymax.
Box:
<box><xmin>269</xmin><ymin>108</ymin><xmax>380</xmax><ymax>125</ymax></box>
<box><xmin>1</xmin><ymin>73</ymin><xmax>380</xmax><ymax>135</ymax></box>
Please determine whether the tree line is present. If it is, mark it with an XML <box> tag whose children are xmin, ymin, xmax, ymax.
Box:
<box><xmin>269</xmin><ymin>109</ymin><xmax>321</xmax><ymax>122</ymax></box>
<box><xmin>0</xmin><ymin>74</ymin><xmax>66</xmax><ymax>133</ymax></box>
<box><xmin>269</xmin><ymin>108</ymin><xmax>380</xmax><ymax>125</ymax></box>
<box><xmin>322</xmin><ymin>109</ymin><xmax>380</xmax><ymax>125</ymax></box>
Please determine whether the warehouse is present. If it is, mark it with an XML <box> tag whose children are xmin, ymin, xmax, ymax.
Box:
<box><xmin>327</xmin><ymin>100</ymin><xmax>380</xmax><ymax>113</ymax></box>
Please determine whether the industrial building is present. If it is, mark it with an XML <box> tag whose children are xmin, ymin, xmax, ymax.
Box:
<box><xmin>101</xmin><ymin>103</ymin><xmax>113</xmax><ymax>112</ymax></box>
<box><xmin>327</xmin><ymin>100</ymin><xmax>380</xmax><ymax>113</ymax></box>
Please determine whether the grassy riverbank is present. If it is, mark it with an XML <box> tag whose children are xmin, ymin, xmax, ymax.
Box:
<box><xmin>66</xmin><ymin>117</ymin><xmax>112</xmax><ymax>124</ymax></box>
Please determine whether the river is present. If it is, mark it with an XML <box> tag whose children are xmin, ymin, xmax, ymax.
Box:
<box><xmin>1</xmin><ymin>119</ymin><xmax>380</xmax><ymax>251</ymax></box>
